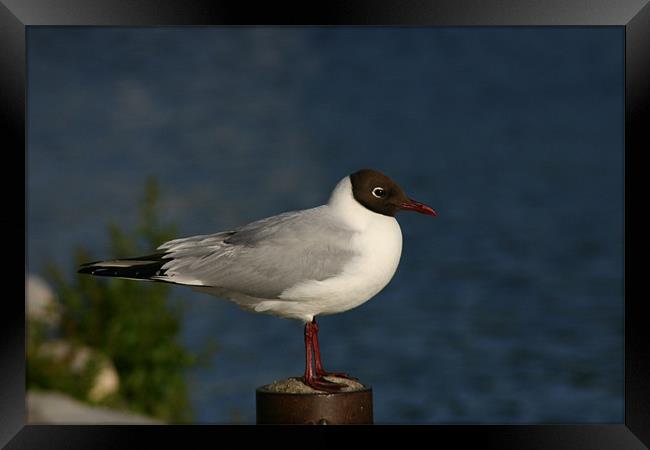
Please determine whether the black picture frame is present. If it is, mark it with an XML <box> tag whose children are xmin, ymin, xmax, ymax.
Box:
<box><xmin>5</xmin><ymin>0</ymin><xmax>648</xmax><ymax>448</ymax></box>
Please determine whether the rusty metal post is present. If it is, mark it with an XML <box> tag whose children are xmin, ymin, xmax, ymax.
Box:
<box><xmin>256</xmin><ymin>377</ymin><xmax>373</xmax><ymax>424</ymax></box>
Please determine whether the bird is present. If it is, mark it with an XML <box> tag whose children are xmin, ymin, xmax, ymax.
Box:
<box><xmin>78</xmin><ymin>169</ymin><xmax>437</xmax><ymax>392</ymax></box>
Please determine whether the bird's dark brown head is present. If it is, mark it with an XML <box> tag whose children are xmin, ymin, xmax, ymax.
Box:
<box><xmin>349</xmin><ymin>169</ymin><xmax>437</xmax><ymax>217</ymax></box>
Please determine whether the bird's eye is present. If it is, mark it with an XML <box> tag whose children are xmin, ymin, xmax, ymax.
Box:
<box><xmin>372</xmin><ymin>187</ymin><xmax>386</xmax><ymax>198</ymax></box>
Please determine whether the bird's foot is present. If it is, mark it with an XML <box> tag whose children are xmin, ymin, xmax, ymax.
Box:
<box><xmin>315</xmin><ymin>369</ymin><xmax>359</xmax><ymax>381</ymax></box>
<box><xmin>301</xmin><ymin>376</ymin><xmax>343</xmax><ymax>393</ymax></box>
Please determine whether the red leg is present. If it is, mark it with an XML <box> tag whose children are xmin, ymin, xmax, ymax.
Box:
<box><xmin>312</xmin><ymin>318</ymin><xmax>358</xmax><ymax>381</ymax></box>
<box><xmin>301</xmin><ymin>321</ymin><xmax>342</xmax><ymax>392</ymax></box>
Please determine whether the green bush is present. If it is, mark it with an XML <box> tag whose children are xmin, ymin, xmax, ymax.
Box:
<box><xmin>28</xmin><ymin>177</ymin><xmax>208</xmax><ymax>423</ymax></box>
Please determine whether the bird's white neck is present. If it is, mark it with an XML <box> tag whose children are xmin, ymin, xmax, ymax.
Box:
<box><xmin>327</xmin><ymin>176</ymin><xmax>391</xmax><ymax>230</ymax></box>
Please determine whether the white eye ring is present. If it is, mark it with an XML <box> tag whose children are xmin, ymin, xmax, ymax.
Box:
<box><xmin>372</xmin><ymin>187</ymin><xmax>386</xmax><ymax>198</ymax></box>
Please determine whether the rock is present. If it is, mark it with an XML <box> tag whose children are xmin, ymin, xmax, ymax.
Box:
<box><xmin>27</xmin><ymin>390</ymin><xmax>162</xmax><ymax>424</ymax></box>
<box><xmin>36</xmin><ymin>340</ymin><xmax>120</xmax><ymax>402</ymax></box>
<box><xmin>26</xmin><ymin>274</ymin><xmax>60</xmax><ymax>325</ymax></box>
<box><xmin>88</xmin><ymin>364</ymin><xmax>120</xmax><ymax>402</ymax></box>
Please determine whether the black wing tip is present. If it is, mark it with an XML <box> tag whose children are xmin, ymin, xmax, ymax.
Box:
<box><xmin>77</xmin><ymin>253</ymin><xmax>172</xmax><ymax>278</ymax></box>
<box><xmin>78</xmin><ymin>260</ymin><xmax>106</xmax><ymax>274</ymax></box>
<box><xmin>77</xmin><ymin>265</ymin><xmax>93</xmax><ymax>275</ymax></box>
<box><xmin>77</xmin><ymin>265</ymin><xmax>120</xmax><ymax>277</ymax></box>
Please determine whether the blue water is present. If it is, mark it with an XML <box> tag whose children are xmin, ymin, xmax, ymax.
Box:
<box><xmin>27</xmin><ymin>27</ymin><xmax>624</xmax><ymax>423</ymax></box>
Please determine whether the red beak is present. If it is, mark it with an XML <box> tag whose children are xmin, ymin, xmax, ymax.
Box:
<box><xmin>400</xmin><ymin>198</ymin><xmax>437</xmax><ymax>216</ymax></box>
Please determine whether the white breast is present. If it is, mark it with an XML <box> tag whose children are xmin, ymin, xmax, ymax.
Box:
<box><xmin>274</xmin><ymin>176</ymin><xmax>403</xmax><ymax>321</ymax></box>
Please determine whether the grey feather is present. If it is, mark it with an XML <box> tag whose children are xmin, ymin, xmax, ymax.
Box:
<box><xmin>155</xmin><ymin>206</ymin><xmax>358</xmax><ymax>298</ymax></box>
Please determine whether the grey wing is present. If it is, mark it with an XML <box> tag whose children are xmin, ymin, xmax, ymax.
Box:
<box><xmin>155</xmin><ymin>207</ymin><xmax>358</xmax><ymax>298</ymax></box>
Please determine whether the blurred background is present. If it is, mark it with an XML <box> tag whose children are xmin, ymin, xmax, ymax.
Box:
<box><xmin>26</xmin><ymin>27</ymin><xmax>623</xmax><ymax>424</ymax></box>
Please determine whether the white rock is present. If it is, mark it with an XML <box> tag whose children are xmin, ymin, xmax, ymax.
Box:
<box><xmin>36</xmin><ymin>340</ymin><xmax>121</xmax><ymax>402</ymax></box>
<box><xmin>88</xmin><ymin>365</ymin><xmax>120</xmax><ymax>402</ymax></box>
<box><xmin>26</xmin><ymin>274</ymin><xmax>60</xmax><ymax>325</ymax></box>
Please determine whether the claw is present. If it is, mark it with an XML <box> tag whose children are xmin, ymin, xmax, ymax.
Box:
<box><xmin>301</xmin><ymin>376</ymin><xmax>343</xmax><ymax>393</ymax></box>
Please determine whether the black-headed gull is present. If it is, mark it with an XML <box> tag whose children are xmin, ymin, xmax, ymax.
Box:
<box><xmin>79</xmin><ymin>169</ymin><xmax>437</xmax><ymax>392</ymax></box>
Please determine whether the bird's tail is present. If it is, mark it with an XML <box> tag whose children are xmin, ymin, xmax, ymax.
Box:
<box><xmin>77</xmin><ymin>253</ymin><xmax>171</xmax><ymax>281</ymax></box>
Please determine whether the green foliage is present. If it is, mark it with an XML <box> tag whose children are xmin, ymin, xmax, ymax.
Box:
<box><xmin>28</xmin><ymin>177</ymin><xmax>203</xmax><ymax>423</ymax></box>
